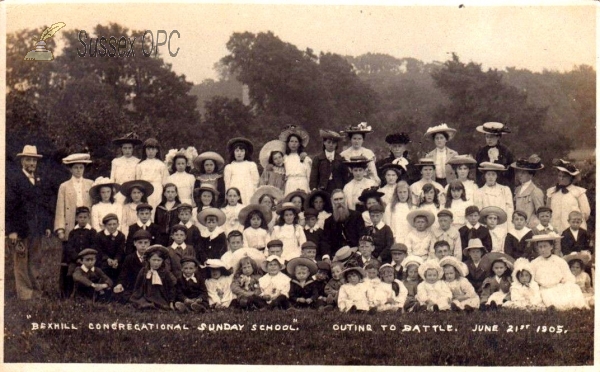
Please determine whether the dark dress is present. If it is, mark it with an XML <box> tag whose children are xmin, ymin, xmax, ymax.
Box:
<box><xmin>375</xmin><ymin>153</ymin><xmax>420</xmax><ymax>185</ymax></box>
<box><xmin>197</xmin><ymin>231</ymin><xmax>228</xmax><ymax>264</ymax></box>
<box><xmin>125</xmin><ymin>223</ymin><xmax>160</xmax><ymax>256</ymax></box>
<box><xmin>503</xmin><ymin>230</ymin><xmax>535</xmax><ymax>260</ymax></box>
<box><xmin>475</xmin><ymin>143</ymin><xmax>515</xmax><ymax>190</ymax></box>
<box><xmin>154</xmin><ymin>203</ymin><xmax>181</xmax><ymax>246</ymax></box>
<box><xmin>129</xmin><ymin>267</ymin><xmax>176</xmax><ymax>310</ymax></box>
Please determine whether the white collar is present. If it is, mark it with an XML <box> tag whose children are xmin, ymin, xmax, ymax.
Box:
<box><xmin>104</xmin><ymin>229</ymin><xmax>119</xmax><ymax>237</ymax></box>
<box><xmin>81</xmin><ymin>265</ymin><xmax>95</xmax><ymax>273</ymax></box>
<box><xmin>180</xmin><ymin>221</ymin><xmax>193</xmax><ymax>228</ymax></box>
<box><xmin>467</xmin><ymin>223</ymin><xmax>481</xmax><ymax>229</ymax></box>
<box><xmin>304</xmin><ymin>225</ymin><xmax>321</xmax><ymax>232</ymax></box>
<box><xmin>570</xmin><ymin>228</ymin><xmax>579</xmax><ymax>236</ymax></box>
<box><xmin>373</xmin><ymin>221</ymin><xmax>385</xmax><ymax>230</ymax></box>
<box><xmin>519</xmin><ymin>180</ymin><xmax>532</xmax><ymax>191</ymax></box>
<box><xmin>536</xmin><ymin>223</ymin><xmax>555</xmax><ymax>231</ymax></box>
<box><xmin>201</xmin><ymin>226</ymin><xmax>224</xmax><ymax>239</ymax></box>
<box><xmin>509</xmin><ymin>227</ymin><xmax>531</xmax><ymax>240</ymax></box>
<box><xmin>171</xmin><ymin>242</ymin><xmax>187</xmax><ymax>250</ymax></box>
<box><xmin>137</xmin><ymin>220</ymin><xmax>151</xmax><ymax>228</ymax></box>
<box><xmin>74</xmin><ymin>224</ymin><xmax>92</xmax><ymax>230</ymax></box>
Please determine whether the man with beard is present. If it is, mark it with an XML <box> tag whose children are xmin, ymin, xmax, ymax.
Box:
<box><xmin>376</xmin><ymin>132</ymin><xmax>419</xmax><ymax>184</ymax></box>
<box><xmin>321</xmin><ymin>190</ymin><xmax>365</xmax><ymax>260</ymax></box>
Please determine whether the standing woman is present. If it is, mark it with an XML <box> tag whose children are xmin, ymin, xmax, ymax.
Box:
<box><xmin>136</xmin><ymin>138</ymin><xmax>169</xmax><ymax>213</ymax></box>
<box><xmin>279</xmin><ymin>125</ymin><xmax>312</xmax><ymax>196</ymax></box>
<box><xmin>424</xmin><ymin>124</ymin><xmax>458</xmax><ymax>187</ymax></box>
<box><xmin>193</xmin><ymin>151</ymin><xmax>226</xmax><ymax>207</ymax></box>
<box><xmin>223</xmin><ymin>137</ymin><xmax>260</xmax><ymax>206</ymax></box>
<box><xmin>511</xmin><ymin>155</ymin><xmax>545</xmax><ymax>228</ymax></box>
<box><xmin>340</xmin><ymin>122</ymin><xmax>381</xmax><ymax>186</ymax></box>
<box><xmin>310</xmin><ymin>129</ymin><xmax>349</xmax><ymax>194</ymax></box>
<box><xmin>473</xmin><ymin>162</ymin><xmax>514</xmax><ymax>233</ymax></box>
<box><xmin>376</xmin><ymin>132</ymin><xmax>418</xmax><ymax>184</ymax></box>
<box><xmin>475</xmin><ymin>122</ymin><xmax>515</xmax><ymax>190</ymax></box>
<box><xmin>546</xmin><ymin>160</ymin><xmax>590</xmax><ymax>233</ymax></box>
<box><xmin>445</xmin><ymin>155</ymin><xmax>478</xmax><ymax>203</ymax></box>
<box><xmin>110</xmin><ymin>133</ymin><xmax>142</xmax><ymax>205</ymax></box>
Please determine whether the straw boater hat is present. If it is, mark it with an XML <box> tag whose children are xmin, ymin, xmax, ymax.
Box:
<box><xmin>304</xmin><ymin>190</ymin><xmax>331</xmax><ymax>211</ymax></box>
<box><xmin>424</xmin><ymin>123</ymin><xmax>457</xmax><ymax>141</ymax></box>
<box><xmin>238</xmin><ymin>204</ymin><xmax>273</xmax><ymax>225</ymax></box>
<box><xmin>475</xmin><ymin>122</ymin><xmax>511</xmax><ymax>135</ymax></box>
<box><xmin>197</xmin><ymin>207</ymin><xmax>226</xmax><ymax>227</ymax></box>
<box><xmin>385</xmin><ymin>132</ymin><xmax>411</xmax><ymax>145</ymax></box>
<box><xmin>446</xmin><ymin>154</ymin><xmax>477</xmax><ymax>166</ymax></box>
<box><xmin>379</xmin><ymin>162</ymin><xmax>406</xmax><ymax>176</ymax></box>
<box><xmin>284</xmin><ymin>189</ymin><xmax>308</xmax><ymax>204</ymax></box>
<box><xmin>415</xmin><ymin>158</ymin><xmax>436</xmax><ymax>168</ymax></box>
<box><xmin>553</xmin><ymin>159</ymin><xmax>580</xmax><ymax>177</ymax></box>
<box><xmin>204</xmin><ymin>259</ymin><xmax>232</xmax><ymax>276</ymax></box>
<box><xmin>400</xmin><ymin>255</ymin><xmax>424</xmax><ymax>270</ymax></box>
<box><xmin>89</xmin><ymin>177</ymin><xmax>120</xmax><ymax>200</ymax></box>
<box><xmin>62</xmin><ymin>153</ymin><xmax>92</xmax><ymax>165</ymax></box>
<box><xmin>418</xmin><ymin>259</ymin><xmax>444</xmax><ymax>280</ymax></box>
<box><xmin>510</xmin><ymin>154</ymin><xmax>544</xmax><ymax>172</ymax></box>
<box><xmin>332</xmin><ymin>246</ymin><xmax>358</xmax><ymax>262</ymax></box>
<box><xmin>16</xmin><ymin>145</ymin><xmax>43</xmax><ymax>158</ymax></box>
<box><xmin>120</xmin><ymin>180</ymin><xmax>154</xmax><ymax>198</ymax></box>
<box><xmin>342</xmin><ymin>122</ymin><xmax>373</xmax><ymax>136</ymax></box>
<box><xmin>226</xmin><ymin>137</ymin><xmax>254</xmax><ymax>157</ymax></box>
<box><xmin>341</xmin><ymin>266</ymin><xmax>366</xmax><ymax>280</ymax></box>
<box><xmin>479</xmin><ymin>206</ymin><xmax>508</xmax><ymax>225</ymax></box>
<box><xmin>112</xmin><ymin>132</ymin><xmax>142</xmax><ymax>146</ymax></box>
<box><xmin>193</xmin><ymin>151</ymin><xmax>225</xmax><ymax>172</ymax></box>
<box><xmin>259</xmin><ymin>140</ymin><xmax>287</xmax><ymax>169</ymax></box>
<box><xmin>250</xmin><ymin>185</ymin><xmax>284</xmax><ymax>206</ymax></box>
<box><xmin>279</xmin><ymin>125</ymin><xmax>310</xmax><ymax>147</ymax></box>
<box><xmin>319</xmin><ymin>129</ymin><xmax>343</xmax><ymax>141</ymax></box>
<box><xmin>526</xmin><ymin>232</ymin><xmax>564</xmax><ymax>244</ymax></box>
<box><xmin>261</xmin><ymin>255</ymin><xmax>286</xmax><ymax>272</ymax></box>
<box><xmin>286</xmin><ymin>257</ymin><xmax>318</xmax><ymax>277</ymax></box>
<box><xmin>406</xmin><ymin>209</ymin><xmax>436</xmax><ymax>229</ymax></box>
<box><xmin>439</xmin><ymin>256</ymin><xmax>468</xmax><ymax>277</ymax></box>
<box><xmin>479</xmin><ymin>252</ymin><xmax>515</xmax><ymax>275</ymax></box>
<box><xmin>230</xmin><ymin>248</ymin><xmax>266</xmax><ymax>272</ymax></box>
<box><xmin>276</xmin><ymin>202</ymin><xmax>300</xmax><ymax>215</ymax></box>
<box><xmin>462</xmin><ymin>238</ymin><xmax>487</xmax><ymax>258</ymax></box>
<box><xmin>563</xmin><ymin>251</ymin><xmax>593</xmax><ymax>268</ymax></box>
<box><xmin>478</xmin><ymin>162</ymin><xmax>507</xmax><ymax>172</ymax></box>
<box><xmin>343</xmin><ymin>156</ymin><xmax>370</xmax><ymax>168</ymax></box>
<box><xmin>358</xmin><ymin>186</ymin><xmax>385</xmax><ymax>203</ymax></box>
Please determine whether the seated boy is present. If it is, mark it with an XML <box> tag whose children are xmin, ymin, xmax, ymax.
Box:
<box><xmin>463</xmin><ymin>239</ymin><xmax>487</xmax><ymax>294</ymax></box>
<box><xmin>93</xmin><ymin>213</ymin><xmax>126</xmax><ymax>282</ymax></box>
<box><xmin>300</xmin><ymin>241</ymin><xmax>319</xmax><ymax>263</ymax></box>
<box><xmin>303</xmin><ymin>208</ymin><xmax>325</xmax><ymax>260</ymax></box>
<box><xmin>430</xmin><ymin>210</ymin><xmax>462</xmax><ymax>260</ymax></box>
<box><xmin>459</xmin><ymin>206</ymin><xmax>492</xmax><ymax>255</ymax></box>
<box><xmin>62</xmin><ymin>206</ymin><xmax>95</xmax><ymax>298</ymax></box>
<box><xmin>174</xmin><ymin>203</ymin><xmax>201</xmax><ymax>249</ymax></box>
<box><xmin>267</xmin><ymin>239</ymin><xmax>284</xmax><ymax>258</ymax></box>
<box><xmin>366</xmin><ymin>204</ymin><xmax>394</xmax><ymax>262</ymax></box>
<box><xmin>168</xmin><ymin>225</ymin><xmax>196</xmax><ymax>278</ymax></box>
<box><xmin>197</xmin><ymin>207</ymin><xmax>227</xmax><ymax>263</ymax></box>
<box><xmin>287</xmin><ymin>257</ymin><xmax>321</xmax><ymax>309</ymax></box>
<box><xmin>125</xmin><ymin>203</ymin><xmax>159</xmax><ymax>256</ymax></box>
<box><xmin>314</xmin><ymin>261</ymin><xmax>330</xmax><ymax>305</ymax></box>
<box><xmin>72</xmin><ymin>248</ymin><xmax>113</xmax><ymax>301</ymax></box>
<box><xmin>432</xmin><ymin>240</ymin><xmax>452</xmax><ymax>262</ymax></box>
<box><xmin>561</xmin><ymin>211</ymin><xmax>592</xmax><ymax>256</ymax></box>
<box><xmin>174</xmin><ymin>257</ymin><xmax>209</xmax><ymax>313</ymax></box>
<box><xmin>113</xmin><ymin>229</ymin><xmax>151</xmax><ymax>302</ymax></box>
<box><xmin>221</xmin><ymin>230</ymin><xmax>246</xmax><ymax>268</ymax></box>
<box><xmin>357</xmin><ymin>235</ymin><xmax>381</xmax><ymax>269</ymax></box>
<box><xmin>389</xmin><ymin>244</ymin><xmax>408</xmax><ymax>280</ymax></box>
<box><xmin>532</xmin><ymin>206</ymin><xmax>561</xmax><ymax>255</ymax></box>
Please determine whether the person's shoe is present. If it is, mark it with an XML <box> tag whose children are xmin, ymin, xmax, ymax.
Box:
<box><xmin>432</xmin><ymin>304</ymin><xmax>440</xmax><ymax>312</ymax></box>
<box><xmin>479</xmin><ymin>303</ymin><xmax>487</xmax><ymax>311</ymax></box>
<box><xmin>419</xmin><ymin>304</ymin><xmax>428</xmax><ymax>312</ymax></box>
<box><xmin>174</xmin><ymin>301</ymin><xmax>187</xmax><ymax>312</ymax></box>
<box><xmin>348</xmin><ymin>305</ymin><xmax>358</xmax><ymax>314</ymax></box>
<box><xmin>450</xmin><ymin>302</ymin><xmax>459</xmax><ymax>311</ymax></box>
<box><xmin>323</xmin><ymin>305</ymin><xmax>335</xmax><ymax>312</ymax></box>
<box><xmin>490</xmin><ymin>301</ymin><xmax>498</xmax><ymax>311</ymax></box>
<box><xmin>464</xmin><ymin>305</ymin><xmax>475</xmax><ymax>313</ymax></box>
<box><xmin>190</xmin><ymin>302</ymin><xmax>206</xmax><ymax>313</ymax></box>
<box><xmin>368</xmin><ymin>307</ymin><xmax>377</xmax><ymax>315</ymax></box>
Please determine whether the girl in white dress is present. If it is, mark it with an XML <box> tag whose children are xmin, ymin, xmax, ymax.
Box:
<box><xmin>270</xmin><ymin>202</ymin><xmax>306</xmax><ymax>261</ymax></box>
<box><xmin>444</xmin><ymin>180</ymin><xmax>469</xmax><ymax>228</ymax></box>
<box><xmin>223</xmin><ymin>138</ymin><xmax>260</xmax><ymax>207</ymax></box>
<box><xmin>340</xmin><ymin>123</ymin><xmax>381</xmax><ymax>185</ymax></box>
<box><xmin>119</xmin><ymin>180</ymin><xmax>153</xmax><ymax>237</ymax></box>
<box><xmin>221</xmin><ymin>188</ymin><xmax>244</xmax><ymax>236</ymax></box>
<box><xmin>135</xmin><ymin>138</ymin><xmax>169</xmax><ymax>212</ymax></box>
<box><xmin>279</xmin><ymin>126</ymin><xmax>312</xmax><ymax>196</ymax></box>
<box><xmin>446</xmin><ymin>155</ymin><xmax>478</xmax><ymax>202</ymax></box>
<box><xmin>111</xmin><ymin>133</ymin><xmax>141</xmax><ymax>205</ymax></box>
<box><xmin>240</xmin><ymin>204</ymin><xmax>272</xmax><ymax>252</ymax></box>
<box><xmin>474</xmin><ymin>162</ymin><xmax>513</xmax><ymax>233</ymax></box>
<box><xmin>378</xmin><ymin>164</ymin><xmax>403</xmax><ymax>206</ymax></box>
<box><xmin>166</xmin><ymin>152</ymin><xmax>196</xmax><ymax>206</ymax></box>
<box><xmin>384</xmin><ymin>181</ymin><xmax>414</xmax><ymax>244</ymax></box>
<box><xmin>89</xmin><ymin>177</ymin><xmax>122</xmax><ymax>232</ymax></box>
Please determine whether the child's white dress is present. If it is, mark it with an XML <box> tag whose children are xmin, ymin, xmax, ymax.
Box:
<box><xmin>406</xmin><ymin>229</ymin><xmax>434</xmax><ymax>261</ymax></box>
<box><xmin>283</xmin><ymin>153</ymin><xmax>311</xmax><ymax>196</ymax></box>
<box><xmin>167</xmin><ymin>171</ymin><xmax>196</xmax><ymax>206</ymax></box>
<box><xmin>111</xmin><ymin>155</ymin><xmax>140</xmax><ymax>204</ymax></box>
<box><xmin>243</xmin><ymin>227</ymin><xmax>270</xmax><ymax>251</ymax></box>
<box><xmin>504</xmin><ymin>280</ymin><xmax>545</xmax><ymax>310</ymax></box>
<box><xmin>416</xmin><ymin>280</ymin><xmax>452</xmax><ymax>310</ymax></box>
<box><xmin>384</xmin><ymin>202</ymin><xmax>414</xmax><ymax>244</ymax></box>
<box><xmin>259</xmin><ymin>272</ymin><xmax>291</xmax><ymax>303</ymax></box>
<box><xmin>531</xmin><ymin>254</ymin><xmax>589</xmax><ymax>310</ymax></box>
<box><xmin>206</xmin><ymin>275</ymin><xmax>234</xmax><ymax>307</ymax></box>
<box><xmin>574</xmin><ymin>271</ymin><xmax>594</xmax><ymax>307</ymax></box>
<box><xmin>448</xmin><ymin>198</ymin><xmax>469</xmax><ymax>227</ymax></box>
<box><xmin>445</xmin><ymin>277</ymin><xmax>480</xmax><ymax>309</ymax></box>
<box><xmin>91</xmin><ymin>202</ymin><xmax>123</xmax><ymax>232</ymax></box>
<box><xmin>378</xmin><ymin>184</ymin><xmax>396</xmax><ymax>206</ymax></box>
<box><xmin>367</xmin><ymin>279</ymin><xmax>408</xmax><ymax>311</ymax></box>
<box><xmin>338</xmin><ymin>282</ymin><xmax>369</xmax><ymax>312</ymax></box>
<box><xmin>223</xmin><ymin>161</ymin><xmax>260</xmax><ymax>207</ymax></box>
<box><xmin>270</xmin><ymin>224</ymin><xmax>306</xmax><ymax>261</ymax></box>
<box><xmin>136</xmin><ymin>158</ymin><xmax>169</xmax><ymax>211</ymax></box>
<box><xmin>221</xmin><ymin>204</ymin><xmax>244</xmax><ymax>236</ymax></box>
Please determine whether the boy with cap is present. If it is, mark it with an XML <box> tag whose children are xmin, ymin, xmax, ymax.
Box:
<box><xmin>168</xmin><ymin>225</ymin><xmax>196</xmax><ymax>278</ymax></box>
<box><xmin>300</xmin><ymin>241</ymin><xmax>319</xmax><ymax>263</ymax></box>
<box><xmin>72</xmin><ymin>248</ymin><xmax>113</xmax><ymax>301</ymax></box>
<box><xmin>174</xmin><ymin>203</ymin><xmax>201</xmax><ymax>249</ymax></box>
<box><xmin>174</xmin><ymin>257</ymin><xmax>209</xmax><ymax>313</ymax></box>
<box><xmin>303</xmin><ymin>208</ymin><xmax>325</xmax><ymax>259</ymax></box>
<box><xmin>459</xmin><ymin>206</ymin><xmax>492</xmax><ymax>254</ymax></box>
<box><xmin>389</xmin><ymin>244</ymin><xmax>408</xmax><ymax>279</ymax></box>
<box><xmin>125</xmin><ymin>203</ymin><xmax>159</xmax><ymax>256</ymax></box>
<box><xmin>93</xmin><ymin>213</ymin><xmax>126</xmax><ymax>282</ymax></box>
<box><xmin>463</xmin><ymin>239</ymin><xmax>488</xmax><ymax>293</ymax></box>
<box><xmin>267</xmin><ymin>239</ymin><xmax>284</xmax><ymax>258</ymax></box>
<box><xmin>113</xmin><ymin>229</ymin><xmax>151</xmax><ymax>302</ymax></box>
<box><xmin>62</xmin><ymin>206</ymin><xmax>96</xmax><ymax>298</ymax></box>
<box><xmin>358</xmin><ymin>235</ymin><xmax>380</xmax><ymax>269</ymax></box>
<box><xmin>366</xmin><ymin>204</ymin><xmax>394</xmax><ymax>262</ymax></box>
<box><xmin>430</xmin><ymin>210</ymin><xmax>462</xmax><ymax>260</ymax></box>
<box><xmin>532</xmin><ymin>207</ymin><xmax>561</xmax><ymax>255</ymax></box>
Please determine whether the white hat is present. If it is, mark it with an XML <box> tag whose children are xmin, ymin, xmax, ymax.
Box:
<box><xmin>16</xmin><ymin>145</ymin><xmax>43</xmax><ymax>158</ymax></box>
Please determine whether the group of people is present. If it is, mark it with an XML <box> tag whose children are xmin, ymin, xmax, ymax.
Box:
<box><xmin>5</xmin><ymin>121</ymin><xmax>594</xmax><ymax>313</ymax></box>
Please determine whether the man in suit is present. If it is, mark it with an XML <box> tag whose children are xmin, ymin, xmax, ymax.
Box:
<box><xmin>6</xmin><ymin>145</ymin><xmax>56</xmax><ymax>299</ymax></box>
<box><xmin>310</xmin><ymin>129</ymin><xmax>349</xmax><ymax>194</ymax></box>
<box><xmin>321</xmin><ymin>190</ymin><xmax>365</xmax><ymax>260</ymax></box>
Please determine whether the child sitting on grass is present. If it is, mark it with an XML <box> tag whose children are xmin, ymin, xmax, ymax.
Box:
<box><xmin>439</xmin><ymin>256</ymin><xmax>479</xmax><ymax>312</ymax></box>
<box><xmin>93</xmin><ymin>213</ymin><xmax>125</xmax><ymax>282</ymax></box>
<box><xmin>314</xmin><ymin>261</ymin><xmax>330</xmax><ymax>307</ymax></box>
<box><xmin>401</xmin><ymin>255</ymin><xmax>423</xmax><ymax>312</ymax></box>
<box><xmin>62</xmin><ymin>206</ymin><xmax>95</xmax><ymax>298</ymax></box>
<box><xmin>324</xmin><ymin>262</ymin><xmax>345</xmax><ymax>310</ymax></box>
<box><xmin>464</xmin><ymin>239</ymin><xmax>488</xmax><ymax>294</ymax></box>
<box><xmin>71</xmin><ymin>248</ymin><xmax>113</xmax><ymax>302</ymax></box>
<box><xmin>231</xmin><ymin>255</ymin><xmax>266</xmax><ymax>311</ymax></box>
<box><xmin>368</xmin><ymin>263</ymin><xmax>408</xmax><ymax>312</ymax></box>
<box><xmin>259</xmin><ymin>255</ymin><xmax>291</xmax><ymax>310</ymax></box>
<box><xmin>504</xmin><ymin>258</ymin><xmax>545</xmax><ymax>310</ymax></box>
<box><xmin>405</xmin><ymin>210</ymin><xmax>435</xmax><ymax>261</ymax></box>
<box><xmin>205</xmin><ymin>259</ymin><xmax>234</xmax><ymax>310</ymax></box>
<box><xmin>287</xmin><ymin>257</ymin><xmax>321</xmax><ymax>310</ymax></box>
<box><xmin>389</xmin><ymin>244</ymin><xmax>408</xmax><ymax>279</ymax></box>
<box><xmin>113</xmin><ymin>229</ymin><xmax>151</xmax><ymax>303</ymax></box>
<box><xmin>565</xmin><ymin>252</ymin><xmax>594</xmax><ymax>308</ymax></box>
<box><xmin>130</xmin><ymin>245</ymin><xmax>176</xmax><ymax>311</ymax></box>
<box><xmin>338</xmin><ymin>267</ymin><xmax>369</xmax><ymax>313</ymax></box>
<box><xmin>174</xmin><ymin>257</ymin><xmax>209</xmax><ymax>313</ymax></box>
<box><xmin>416</xmin><ymin>259</ymin><xmax>452</xmax><ymax>312</ymax></box>
<box><xmin>479</xmin><ymin>254</ymin><xmax>513</xmax><ymax>311</ymax></box>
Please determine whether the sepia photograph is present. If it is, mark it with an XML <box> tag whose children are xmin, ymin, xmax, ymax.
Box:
<box><xmin>1</xmin><ymin>0</ymin><xmax>596</xmax><ymax>368</ymax></box>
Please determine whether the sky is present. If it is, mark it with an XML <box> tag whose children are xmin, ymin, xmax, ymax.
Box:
<box><xmin>5</xmin><ymin>1</ymin><xmax>597</xmax><ymax>84</ymax></box>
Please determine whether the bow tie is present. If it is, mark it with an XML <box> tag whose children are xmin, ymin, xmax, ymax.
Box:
<box><xmin>555</xmin><ymin>184</ymin><xmax>570</xmax><ymax>194</ymax></box>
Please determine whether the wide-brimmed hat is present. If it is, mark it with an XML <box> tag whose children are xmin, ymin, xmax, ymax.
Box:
<box><xmin>112</xmin><ymin>132</ymin><xmax>142</xmax><ymax>146</ymax></box>
<box><xmin>563</xmin><ymin>251</ymin><xmax>593</xmax><ymax>268</ymax></box>
<box><xmin>238</xmin><ymin>204</ymin><xmax>273</xmax><ymax>225</ymax></box>
<box><xmin>77</xmin><ymin>248</ymin><xmax>98</xmax><ymax>259</ymax></box>
<box><xmin>89</xmin><ymin>177</ymin><xmax>120</xmax><ymax>200</ymax></box>
<box><xmin>511</xmin><ymin>154</ymin><xmax>544</xmax><ymax>171</ymax></box>
<box><xmin>287</xmin><ymin>257</ymin><xmax>318</xmax><ymax>277</ymax></box>
<box><xmin>415</xmin><ymin>158</ymin><xmax>436</xmax><ymax>168</ymax></box>
<box><xmin>279</xmin><ymin>125</ymin><xmax>310</xmax><ymax>147</ymax></box>
<box><xmin>478</xmin><ymin>162</ymin><xmax>507</xmax><ymax>172</ymax></box>
<box><xmin>120</xmin><ymin>180</ymin><xmax>154</xmax><ymax>198</ymax></box>
<box><xmin>304</xmin><ymin>190</ymin><xmax>331</xmax><ymax>211</ymax></box>
<box><xmin>204</xmin><ymin>259</ymin><xmax>232</xmax><ymax>276</ymax></box>
<box><xmin>193</xmin><ymin>151</ymin><xmax>225</xmax><ymax>172</ymax></box>
<box><xmin>479</xmin><ymin>206</ymin><xmax>508</xmax><ymax>225</ymax></box>
<box><xmin>446</xmin><ymin>154</ymin><xmax>477</xmax><ymax>166</ymax></box>
<box><xmin>476</xmin><ymin>122</ymin><xmax>511</xmax><ymax>135</ymax></box>
<box><xmin>284</xmin><ymin>189</ymin><xmax>308</xmax><ymax>204</ymax></box>
<box><xmin>343</xmin><ymin>156</ymin><xmax>370</xmax><ymax>168</ymax></box>
<box><xmin>143</xmin><ymin>138</ymin><xmax>160</xmax><ymax>148</ymax></box>
<box><xmin>552</xmin><ymin>159</ymin><xmax>580</xmax><ymax>177</ymax></box>
<box><xmin>144</xmin><ymin>245</ymin><xmax>170</xmax><ymax>259</ymax></box>
<box><xmin>406</xmin><ymin>209</ymin><xmax>435</xmax><ymax>228</ymax></box>
<box><xmin>462</xmin><ymin>238</ymin><xmax>487</xmax><ymax>257</ymax></box>
<box><xmin>358</xmin><ymin>186</ymin><xmax>384</xmax><ymax>203</ymax></box>
<box><xmin>526</xmin><ymin>233</ymin><xmax>564</xmax><ymax>244</ymax></box>
<box><xmin>418</xmin><ymin>259</ymin><xmax>444</xmax><ymax>280</ymax></box>
<box><xmin>332</xmin><ymin>246</ymin><xmax>358</xmax><ymax>262</ymax></box>
<box><xmin>342</xmin><ymin>122</ymin><xmax>373</xmax><ymax>136</ymax></box>
<box><xmin>194</xmin><ymin>183</ymin><xmax>220</xmax><ymax>199</ymax></box>
<box><xmin>276</xmin><ymin>202</ymin><xmax>300</xmax><ymax>215</ymax></box>
<box><xmin>63</xmin><ymin>153</ymin><xmax>92</xmax><ymax>165</ymax></box>
<box><xmin>227</xmin><ymin>137</ymin><xmax>254</xmax><ymax>157</ymax></box>
<box><xmin>400</xmin><ymin>255</ymin><xmax>424</xmax><ymax>270</ymax></box>
<box><xmin>424</xmin><ymin>123</ymin><xmax>457</xmax><ymax>141</ymax></box>
<box><xmin>197</xmin><ymin>207</ymin><xmax>226</xmax><ymax>227</ymax></box>
<box><xmin>230</xmin><ymin>248</ymin><xmax>266</xmax><ymax>273</ymax></box>
<box><xmin>319</xmin><ymin>129</ymin><xmax>343</xmax><ymax>141</ymax></box>
<box><xmin>16</xmin><ymin>145</ymin><xmax>43</xmax><ymax>158</ymax></box>
<box><xmin>250</xmin><ymin>186</ymin><xmax>284</xmax><ymax>206</ymax></box>
<box><xmin>341</xmin><ymin>266</ymin><xmax>366</xmax><ymax>280</ymax></box>
<box><xmin>479</xmin><ymin>252</ymin><xmax>515</xmax><ymax>274</ymax></box>
<box><xmin>439</xmin><ymin>256</ymin><xmax>468</xmax><ymax>277</ymax></box>
<box><xmin>385</xmin><ymin>132</ymin><xmax>411</xmax><ymax>145</ymax></box>
<box><xmin>259</xmin><ymin>140</ymin><xmax>286</xmax><ymax>169</ymax></box>
<box><xmin>379</xmin><ymin>162</ymin><xmax>406</xmax><ymax>176</ymax></box>
<box><xmin>261</xmin><ymin>255</ymin><xmax>286</xmax><ymax>272</ymax></box>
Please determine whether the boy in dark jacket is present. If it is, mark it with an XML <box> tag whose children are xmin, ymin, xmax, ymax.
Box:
<box><xmin>174</xmin><ymin>257</ymin><xmax>209</xmax><ymax>312</ymax></box>
<box><xmin>94</xmin><ymin>213</ymin><xmax>126</xmax><ymax>282</ymax></box>
<box><xmin>112</xmin><ymin>229</ymin><xmax>150</xmax><ymax>303</ymax></box>
<box><xmin>62</xmin><ymin>206</ymin><xmax>96</xmax><ymax>298</ymax></box>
